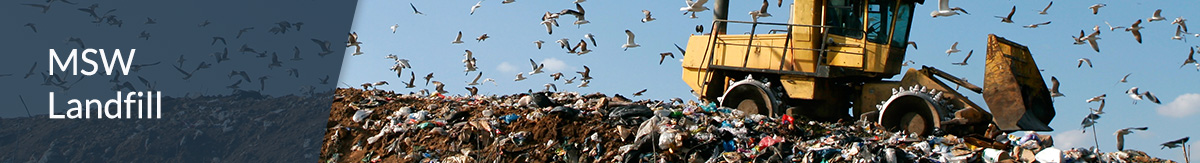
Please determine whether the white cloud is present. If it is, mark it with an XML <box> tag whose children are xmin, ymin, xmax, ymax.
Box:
<box><xmin>496</xmin><ymin>62</ymin><xmax>516</xmax><ymax>74</ymax></box>
<box><xmin>1157</xmin><ymin>93</ymin><xmax>1200</xmax><ymax>118</ymax></box>
<box><xmin>540</xmin><ymin>58</ymin><xmax>571</xmax><ymax>72</ymax></box>
<box><xmin>1053</xmin><ymin>129</ymin><xmax>1092</xmax><ymax>149</ymax></box>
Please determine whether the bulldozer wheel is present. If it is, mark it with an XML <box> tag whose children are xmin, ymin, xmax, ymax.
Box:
<box><xmin>877</xmin><ymin>87</ymin><xmax>943</xmax><ymax>136</ymax></box>
<box><xmin>720</xmin><ymin>80</ymin><xmax>777</xmax><ymax>117</ymax></box>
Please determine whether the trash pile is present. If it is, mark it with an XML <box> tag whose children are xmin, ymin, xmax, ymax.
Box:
<box><xmin>321</xmin><ymin>88</ymin><xmax>1176</xmax><ymax>163</ymax></box>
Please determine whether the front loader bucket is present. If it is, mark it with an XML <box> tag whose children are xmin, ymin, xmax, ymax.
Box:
<box><xmin>983</xmin><ymin>34</ymin><xmax>1055</xmax><ymax>132</ymax></box>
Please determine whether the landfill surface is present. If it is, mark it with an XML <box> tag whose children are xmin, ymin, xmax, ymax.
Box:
<box><xmin>321</xmin><ymin>88</ymin><xmax>1177</xmax><ymax>163</ymax></box>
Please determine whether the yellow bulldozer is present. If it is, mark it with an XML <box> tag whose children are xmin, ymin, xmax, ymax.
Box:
<box><xmin>681</xmin><ymin>0</ymin><xmax>1055</xmax><ymax>136</ymax></box>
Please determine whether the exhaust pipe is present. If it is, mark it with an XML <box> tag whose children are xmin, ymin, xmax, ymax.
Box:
<box><xmin>713</xmin><ymin>0</ymin><xmax>729</xmax><ymax>34</ymax></box>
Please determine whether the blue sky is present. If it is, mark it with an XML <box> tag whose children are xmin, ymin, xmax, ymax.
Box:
<box><xmin>339</xmin><ymin>0</ymin><xmax>1200</xmax><ymax>160</ymax></box>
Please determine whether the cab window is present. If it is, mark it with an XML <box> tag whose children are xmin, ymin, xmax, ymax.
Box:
<box><xmin>825</xmin><ymin>0</ymin><xmax>864</xmax><ymax>39</ymax></box>
<box><xmin>866</xmin><ymin>0</ymin><xmax>893</xmax><ymax>44</ymax></box>
<box><xmin>890</xmin><ymin>3</ymin><xmax>914</xmax><ymax>47</ymax></box>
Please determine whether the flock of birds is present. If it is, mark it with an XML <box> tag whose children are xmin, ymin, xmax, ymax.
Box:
<box><xmin>924</xmin><ymin>0</ymin><xmax>1195</xmax><ymax>153</ymax></box>
<box><xmin>14</xmin><ymin>0</ymin><xmax>338</xmax><ymax>97</ymax></box>
<box><xmin>349</xmin><ymin>0</ymin><xmax>780</xmax><ymax>97</ymax></box>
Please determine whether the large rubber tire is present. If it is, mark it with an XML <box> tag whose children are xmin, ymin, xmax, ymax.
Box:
<box><xmin>720</xmin><ymin>80</ymin><xmax>778</xmax><ymax>117</ymax></box>
<box><xmin>878</xmin><ymin>93</ymin><xmax>939</xmax><ymax>136</ymax></box>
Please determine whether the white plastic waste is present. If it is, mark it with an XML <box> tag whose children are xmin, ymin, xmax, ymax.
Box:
<box><xmin>353</xmin><ymin>109</ymin><xmax>374</xmax><ymax>123</ymax></box>
<box><xmin>1035</xmin><ymin>147</ymin><xmax>1062</xmax><ymax>163</ymax></box>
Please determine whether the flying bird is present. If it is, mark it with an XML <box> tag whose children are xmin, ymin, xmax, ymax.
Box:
<box><xmin>1081</xmin><ymin>30</ymin><xmax>1102</xmax><ymax>52</ymax></box>
<box><xmin>424</xmin><ymin>73</ymin><xmax>434</xmax><ymax>86</ymax></box>
<box><xmin>540</xmin><ymin>19</ymin><xmax>555</xmax><ymax>35</ymax></box>
<box><xmin>1117</xmin><ymin>73</ymin><xmax>1131</xmax><ymax>85</ymax></box>
<box><xmin>528</xmin><ymin>59</ymin><xmax>545</xmax><ymax>75</ymax></box>
<box><xmin>675</xmin><ymin>43</ymin><xmax>687</xmax><ymax>56</ymax></box>
<box><xmin>24</xmin><ymin>23</ymin><xmax>37</xmax><ymax>33</ymax></box>
<box><xmin>1149</xmin><ymin>9</ymin><xmax>1165</xmax><ymax>22</ymax></box>
<box><xmin>138</xmin><ymin>31</ymin><xmax>151</xmax><ymax>40</ymax></box>
<box><xmin>1114</xmin><ymin>127</ymin><xmax>1149</xmax><ymax>151</ymax></box>
<box><xmin>1089</xmin><ymin>3</ymin><xmax>1105</xmax><ymax>15</ymax></box>
<box><xmin>1037</xmin><ymin>1</ymin><xmax>1052</xmax><ymax>15</ymax></box>
<box><xmin>1049</xmin><ymin>76</ymin><xmax>1064</xmax><ymax>97</ymax></box>
<box><xmin>544</xmin><ymin>83</ymin><xmax>557</xmax><ymax>92</ymax></box>
<box><xmin>226</xmin><ymin>80</ymin><xmax>243</xmax><ymax>90</ymax></box>
<box><xmin>577</xmin><ymin>65</ymin><xmax>593</xmax><ymax>81</ymax></box>
<box><xmin>550</xmin><ymin>72</ymin><xmax>564</xmax><ymax>81</ymax></box>
<box><xmin>1182</xmin><ymin>47</ymin><xmax>1197</xmax><ymax>68</ymax></box>
<box><xmin>1142</xmin><ymin>91</ymin><xmax>1161</xmax><ymax>104</ymax></box>
<box><xmin>470</xmin><ymin>1</ymin><xmax>482</xmax><ymax>15</ymax></box>
<box><xmin>633</xmin><ymin>89</ymin><xmax>647</xmax><ymax>96</ymax></box>
<box><xmin>1126</xmin><ymin>19</ymin><xmax>1144</xmax><ymax>44</ymax></box>
<box><xmin>584</xmin><ymin>33</ymin><xmax>597</xmax><ymax>46</ymax></box>
<box><xmin>696</xmin><ymin>25</ymin><xmax>704</xmax><ymax>33</ymax></box>
<box><xmin>1161</xmin><ymin>137</ymin><xmax>1189</xmax><ymax>149</ymax></box>
<box><xmin>564</xmin><ymin>76</ymin><xmax>577</xmax><ymax>84</ymax></box>
<box><xmin>466</xmin><ymin>86</ymin><xmax>479</xmax><ymax>96</ymax></box>
<box><xmin>24</xmin><ymin>62</ymin><xmax>38</xmax><ymax>79</ymax></box>
<box><xmin>453</xmin><ymin>31</ymin><xmax>465</xmax><ymax>44</ymax></box>
<box><xmin>1173</xmin><ymin>25</ymin><xmax>1185</xmax><ymax>41</ymax></box>
<box><xmin>514</xmin><ymin>73</ymin><xmax>527</xmax><ymax>81</ymax></box>
<box><xmin>410</xmin><ymin>3</ymin><xmax>424</xmax><ymax>15</ymax></box>
<box><xmin>347</xmin><ymin>32</ymin><xmax>363</xmax><ymax>55</ymax></box>
<box><xmin>906</xmin><ymin>41</ymin><xmax>918</xmax><ymax>49</ymax></box>
<box><xmin>1104</xmin><ymin>21</ymin><xmax>1126</xmax><ymax>31</ymax></box>
<box><xmin>502</xmin><ymin>0</ymin><xmax>515</xmax><ymax>4</ymax></box>
<box><xmin>1023</xmin><ymin>21</ymin><xmax>1051</xmax><ymax>28</ymax></box>
<box><xmin>1086</xmin><ymin>94</ymin><xmax>1106</xmax><ymax>103</ymax></box>
<box><xmin>534</xmin><ymin>40</ymin><xmax>545</xmax><ymax>49</ymax></box>
<box><xmin>1071</xmin><ymin>58</ymin><xmax>1092</xmax><ymax>68</ymax></box>
<box><xmin>476</xmin><ymin>33</ymin><xmax>489</xmax><ymax>42</ymax></box>
<box><xmin>659</xmin><ymin>52</ymin><xmax>676</xmax><ymax>65</ymax></box>
<box><xmin>930</xmin><ymin>0</ymin><xmax>969</xmax><ymax>18</ymax></box>
<box><xmin>995</xmin><ymin>6</ymin><xmax>1015</xmax><ymax>23</ymax></box>
<box><xmin>212</xmin><ymin>37</ymin><xmax>227</xmax><ymax>45</ymax></box>
<box><xmin>578</xmin><ymin>80</ymin><xmax>589</xmax><ymax>87</ymax></box>
<box><xmin>319</xmin><ymin>75</ymin><xmax>331</xmax><ymax>84</ymax></box>
<box><xmin>431</xmin><ymin>81</ymin><xmax>447</xmax><ymax>94</ymax></box>
<box><xmin>467</xmin><ymin>72</ymin><xmax>483</xmax><ymax>86</ymax></box>
<box><xmin>951</xmin><ymin>50</ymin><xmax>972</xmax><ymax>65</ymax></box>
<box><xmin>402</xmin><ymin>72</ymin><xmax>416</xmax><ymax>88</ymax></box>
<box><xmin>560</xmin><ymin>3</ymin><xmax>590</xmax><ymax>25</ymax></box>
<box><xmin>390</xmin><ymin>24</ymin><xmax>399</xmax><ymax>33</ymax></box>
<box><xmin>622</xmin><ymin>30</ymin><xmax>640</xmax><ymax>51</ymax></box>
<box><xmin>749</xmin><ymin>0</ymin><xmax>772</xmax><ymax>21</ymax></box>
<box><xmin>1172</xmin><ymin>17</ymin><xmax>1188</xmax><ymax>32</ymax></box>
<box><xmin>945</xmin><ymin>42</ymin><xmax>960</xmax><ymax>56</ymax></box>
<box><xmin>22</xmin><ymin>3</ymin><xmax>51</xmax><ymax>13</ymax></box>
<box><xmin>680</xmin><ymin>0</ymin><xmax>711</xmax><ymax>17</ymax></box>
<box><xmin>1126</xmin><ymin>87</ymin><xmax>1144</xmax><ymax>104</ymax></box>
<box><xmin>574</xmin><ymin>39</ymin><xmax>592</xmax><ymax>55</ymax></box>
<box><xmin>641</xmin><ymin>10</ymin><xmax>656</xmax><ymax>23</ymax></box>
<box><xmin>291</xmin><ymin>46</ymin><xmax>303</xmax><ymax>61</ymax></box>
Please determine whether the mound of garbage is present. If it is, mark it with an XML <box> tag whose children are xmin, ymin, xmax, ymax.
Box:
<box><xmin>321</xmin><ymin>88</ymin><xmax>1176</xmax><ymax>163</ymax></box>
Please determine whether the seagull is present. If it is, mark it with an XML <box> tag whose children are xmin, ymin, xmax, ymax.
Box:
<box><xmin>578</xmin><ymin>80</ymin><xmax>590</xmax><ymax>87</ymax></box>
<box><xmin>577</xmin><ymin>65</ymin><xmax>593</xmax><ymax>81</ymax></box>
<box><xmin>542</xmin><ymin>11</ymin><xmax>560</xmax><ymax>27</ymax></box>
<box><xmin>1142</xmin><ymin>91</ymin><xmax>1161</xmax><ymax>104</ymax></box>
<box><xmin>22</xmin><ymin>3</ymin><xmax>51</xmax><ymax>13</ymax></box>
<box><xmin>1049</xmin><ymin>76</ymin><xmax>1064</xmax><ymax>97</ymax></box>
<box><xmin>212</xmin><ymin>37</ymin><xmax>227</xmax><ymax>45</ymax></box>
<box><xmin>995</xmin><ymin>6</ymin><xmax>1015</xmax><ymax>23</ymax></box>
<box><xmin>1037</xmin><ymin>1</ymin><xmax>1052</xmax><ymax>15</ymax></box>
<box><xmin>930</xmin><ymin>0</ymin><xmax>969</xmax><ymax>18</ymax></box>
<box><xmin>544</xmin><ymin>83</ymin><xmax>557</xmax><ymax>92</ymax></box>
<box><xmin>410</xmin><ymin>3</ymin><xmax>424</xmax><ymax>15</ymax></box>
<box><xmin>945</xmin><ymin>42</ymin><xmax>960</xmax><ymax>56</ymax></box>
<box><xmin>1023</xmin><ymin>21</ymin><xmax>1051</xmax><ymax>28</ymax></box>
<box><xmin>453</xmin><ymin>31</ymin><xmax>465</xmax><ymax>44</ymax></box>
<box><xmin>641</xmin><ymin>10</ymin><xmax>656</xmax><ymax>23</ymax></box>
<box><xmin>622</xmin><ymin>30</ymin><xmax>640</xmax><ymax>51</ymax></box>
<box><xmin>1087</xmin><ymin>94</ymin><xmax>1106</xmax><ymax>103</ymax></box>
<box><xmin>633</xmin><ymin>89</ymin><xmax>647</xmax><ymax>96</ymax></box>
<box><xmin>268</xmin><ymin>53</ymin><xmax>283</xmax><ymax>69</ymax></box>
<box><xmin>680</xmin><ymin>0</ymin><xmax>711</xmax><ymax>15</ymax></box>
<box><xmin>1072</xmin><ymin>30</ymin><xmax>1088</xmax><ymax>45</ymax></box>
<box><xmin>528</xmin><ymin>59</ymin><xmax>544</xmax><ymax>75</ymax></box>
<box><xmin>675</xmin><ymin>43</ymin><xmax>688</xmax><ymax>56</ymax></box>
<box><xmin>228</xmin><ymin>71</ymin><xmax>251</xmax><ymax>83</ymax></box>
<box><xmin>226</xmin><ymin>80</ymin><xmax>243</xmax><ymax>90</ymax></box>
<box><xmin>466</xmin><ymin>72</ymin><xmax>483</xmax><ymax>86</ymax></box>
<box><xmin>476</xmin><ymin>33</ymin><xmax>489</xmax><ymax>42</ymax></box>
<box><xmin>1089</xmin><ymin>3</ymin><xmax>1105</xmax><ymax>15</ymax></box>
<box><xmin>470</xmin><ymin>1</ymin><xmax>482</xmax><ymax>15</ymax></box>
<box><xmin>1126</xmin><ymin>19</ymin><xmax>1144</xmax><ymax>44</ymax></box>
<box><xmin>1115</xmin><ymin>127</ymin><xmax>1149</xmax><ymax>151</ymax></box>
<box><xmin>659</xmin><ymin>52</ymin><xmax>676</xmax><ymax>65</ymax></box>
<box><xmin>1126</xmin><ymin>87</ymin><xmax>1143</xmax><ymax>104</ymax></box>
<box><xmin>463</xmin><ymin>50</ymin><xmax>473</xmax><ymax>63</ymax></box>
<box><xmin>540</xmin><ymin>19</ymin><xmax>555</xmax><ymax>35</ymax></box>
<box><xmin>1091</xmin><ymin>99</ymin><xmax>1107</xmax><ymax>115</ymax></box>
<box><xmin>574</xmin><ymin>0</ymin><xmax>586</xmax><ymax>3</ymax></box>
<box><xmin>1104</xmin><ymin>21</ymin><xmax>1126</xmax><ymax>31</ymax></box>
<box><xmin>198</xmin><ymin>20</ymin><xmax>212</xmax><ymax>27</ymax></box>
<box><xmin>466</xmin><ymin>86</ymin><xmax>479</xmax><ymax>96</ymax></box>
<box><xmin>951</xmin><ymin>50</ymin><xmax>972</xmax><ymax>65</ymax></box>
<box><xmin>1174</xmin><ymin>25</ymin><xmax>1186</xmax><ymax>41</ymax></box>
<box><xmin>1161</xmin><ymin>137</ymin><xmax>1189</xmax><ymax>149</ymax></box>
<box><xmin>1116</xmin><ymin>73</ymin><xmax>1131</xmax><ymax>85</ymax></box>
<box><xmin>514</xmin><ymin>73</ymin><xmax>527</xmax><ymax>81</ymax></box>
<box><xmin>906</xmin><ymin>41</ymin><xmax>918</xmax><ymax>49</ymax></box>
<box><xmin>424</xmin><ymin>73</ymin><xmax>434</xmax><ymax>86</ymax></box>
<box><xmin>564</xmin><ymin>76</ymin><xmax>577</xmax><ymax>84</ymax></box>
<box><xmin>550</xmin><ymin>72</ymin><xmax>564</xmax><ymax>80</ymax></box>
<box><xmin>556</xmin><ymin>38</ymin><xmax>570</xmax><ymax>49</ymax></box>
<box><xmin>402</xmin><ymin>72</ymin><xmax>416</xmax><ymax>88</ymax></box>
<box><xmin>390</xmin><ymin>24</ymin><xmax>399</xmax><ymax>33</ymax></box>
<box><xmin>319</xmin><ymin>75</ymin><xmax>331</xmax><ymax>84</ymax></box>
<box><xmin>501</xmin><ymin>0</ymin><xmax>515</xmax><ymax>4</ymax></box>
<box><xmin>432</xmin><ymin>81</ymin><xmax>447</xmax><ymax>94</ymax></box>
<box><xmin>347</xmin><ymin>32</ymin><xmax>363</xmax><ymax>55</ymax></box>
<box><xmin>584</xmin><ymin>33</ymin><xmax>597</xmax><ymax>46</ymax></box>
<box><xmin>1182</xmin><ymin>47</ymin><xmax>1197</xmax><ymax>68</ymax></box>
<box><xmin>24</xmin><ymin>62</ymin><xmax>38</xmax><ymax>79</ymax></box>
<box><xmin>1081</xmin><ymin>114</ymin><xmax>1097</xmax><ymax>132</ymax></box>
<box><xmin>574</xmin><ymin>39</ymin><xmax>592</xmax><ymax>55</ymax></box>
<box><xmin>749</xmin><ymin>0</ymin><xmax>772</xmax><ymax>21</ymax></box>
<box><xmin>534</xmin><ymin>40</ymin><xmax>545</xmax><ymax>49</ymax></box>
<box><xmin>1173</xmin><ymin>17</ymin><xmax>1188</xmax><ymax>32</ymax></box>
<box><xmin>560</xmin><ymin>3</ymin><xmax>589</xmax><ymax>25</ymax></box>
<box><xmin>24</xmin><ymin>23</ymin><xmax>37</xmax><ymax>33</ymax></box>
<box><xmin>290</xmin><ymin>46</ymin><xmax>304</xmax><ymax>61</ymax></box>
<box><xmin>1073</xmin><ymin>58</ymin><xmax>1092</xmax><ymax>68</ymax></box>
<box><xmin>483</xmin><ymin>78</ymin><xmax>498</xmax><ymax>86</ymax></box>
<box><xmin>1149</xmin><ymin>9</ymin><xmax>1165</xmax><ymax>22</ymax></box>
<box><xmin>1081</xmin><ymin>30</ymin><xmax>1102</xmax><ymax>52</ymax></box>
<box><xmin>696</xmin><ymin>25</ymin><xmax>704</xmax><ymax>33</ymax></box>
<box><xmin>902</xmin><ymin>60</ymin><xmax>915</xmax><ymax>66</ymax></box>
<box><xmin>138</xmin><ymin>31</ymin><xmax>152</xmax><ymax>40</ymax></box>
